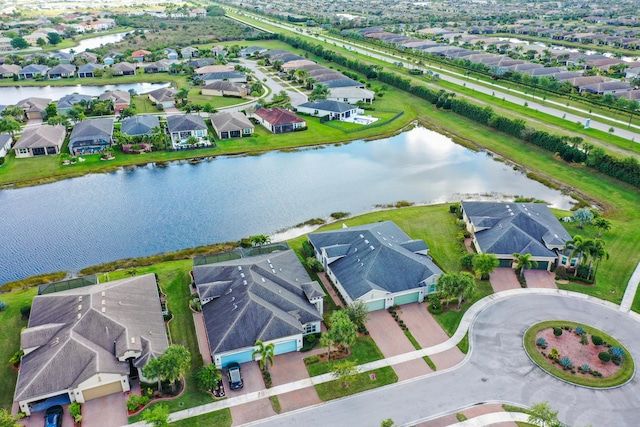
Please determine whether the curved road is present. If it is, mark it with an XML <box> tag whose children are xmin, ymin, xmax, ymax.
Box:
<box><xmin>244</xmin><ymin>294</ymin><xmax>640</xmax><ymax>427</ymax></box>
<box><xmin>228</xmin><ymin>11</ymin><xmax>640</xmax><ymax>143</ymax></box>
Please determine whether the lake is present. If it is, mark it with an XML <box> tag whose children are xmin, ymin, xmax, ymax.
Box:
<box><xmin>1</xmin><ymin>82</ymin><xmax>171</xmax><ymax>106</ymax></box>
<box><xmin>60</xmin><ymin>32</ymin><xmax>129</xmax><ymax>54</ymax></box>
<box><xmin>0</xmin><ymin>126</ymin><xmax>575</xmax><ymax>284</ymax></box>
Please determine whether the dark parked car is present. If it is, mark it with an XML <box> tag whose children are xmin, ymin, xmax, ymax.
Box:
<box><xmin>44</xmin><ymin>405</ymin><xmax>63</xmax><ymax>427</ymax></box>
<box><xmin>227</xmin><ymin>362</ymin><xmax>243</xmax><ymax>390</ymax></box>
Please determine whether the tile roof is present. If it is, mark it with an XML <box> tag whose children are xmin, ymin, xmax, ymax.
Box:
<box><xmin>17</xmin><ymin>97</ymin><xmax>51</xmax><ymax>112</ymax></box>
<box><xmin>298</xmin><ymin>100</ymin><xmax>356</xmax><ymax>113</ymax></box>
<box><xmin>70</xmin><ymin>117</ymin><xmax>114</xmax><ymax>141</ymax></box>
<box><xmin>166</xmin><ymin>114</ymin><xmax>207</xmax><ymax>132</ymax></box>
<box><xmin>210</xmin><ymin>111</ymin><xmax>253</xmax><ymax>132</ymax></box>
<box><xmin>121</xmin><ymin>115</ymin><xmax>160</xmax><ymax>136</ymax></box>
<box><xmin>147</xmin><ymin>87</ymin><xmax>176</xmax><ymax>103</ymax></box>
<box><xmin>254</xmin><ymin>108</ymin><xmax>305</xmax><ymax>126</ymax></box>
<box><xmin>14</xmin><ymin>125</ymin><xmax>66</xmax><ymax>149</ymax></box>
<box><xmin>57</xmin><ymin>93</ymin><xmax>93</xmax><ymax>110</ymax></box>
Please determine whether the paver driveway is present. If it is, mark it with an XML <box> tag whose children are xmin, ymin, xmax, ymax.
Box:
<box><xmin>82</xmin><ymin>392</ymin><xmax>128</xmax><ymax>427</ymax></box>
<box><xmin>399</xmin><ymin>303</ymin><xmax>449</xmax><ymax>348</ymax></box>
<box><xmin>223</xmin><ymin>361</ymin><xmax>264</xmax><ymax>397</ymax></box>
<box><xmin>524</xmin><ymin>270</ymin><xmax>557</xmax><ymax>289</ymax></box>
<box><xmin>489</xmin><ymin>268</ymin><xmax>520</xmax><ymax>292</ymax></box>
<box><xmin>231</xmin><ymin>398</ymin><xmax>275</xmax><ymax>426</ymax></box>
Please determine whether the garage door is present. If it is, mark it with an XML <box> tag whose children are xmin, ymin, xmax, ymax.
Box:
<box><xmin>274</xmin><ymin>340</ymin><xmax>298</xmax><ymax>355</ymax></box>
<box><xmin>532</xmin><ymin>260</ymin><xmax>549</xmax><ymax>270</ymax></box>
<box><xmin>220</xmin><ymin>349</ymin><xmax>255</xmax><ymax>367</ymax></box>
<box><xmin>393</xmin><ymin>292</ymin><xmax>420</xmax><ymax>306</ymax></box>
<box><xmin>364</xmin><ymin>299</ymin><xmax>385</xmax><ymax>312</ymax></box>
<box><xmin>498</xmin><ymin>259</ymin><xmax>512</xmax><ymax>268</ymax></box>
<box><xmin>82</xmin><ymin>381</ymin><xmax>123</xmax><ymax>401</ymax></box>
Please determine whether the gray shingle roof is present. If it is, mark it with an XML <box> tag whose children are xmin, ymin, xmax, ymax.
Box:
<box><xmin>148</xmin><ymin>87</ymin><xmax>176</xmax><ymax>103</ymax></box>
<box><xmin>200</xmin><ymin>71</ymin><xmax>246</xmax><ymax>81</ymax></box>
<box><xmin>323</xmin><ymin>78</ymin><xmax>364</xmax><ymax>88</ymax></box>
<box><xmin>121</xmin><ymin>115</ymin><xmax>160</xmax><ymax>136</ymax></box>
<box><xmin>14</xmin><ymin>125</ymin><xmax>65</xmax><ymax>149</ymax></box>
<box><xmin>461</xmin><ymin>201</ymin><xmax>571</xmax><ymax>257</ymax></box>
<box><xmin>308</xmin><ymin>221</ymin><xmax>443</xmax><ymax>301</ymax></box>
<box><xmin>70</xmin><ymin>117</ymin><xmax>114</xmax><ymax>142</ymax></box>
<box><xmin>210</xmin><ymin>111</ymin><xmax>253</xmax><ymax>133</ymax></box>
<box><xmin>166</xmin><ymin>114</ymin><xmax>207</xmax><ymax>133</ymax></box>
<box><xmin>14</xmin><ymin>274</ymin><xmax>168</xmax><ymax>402</ymax></box>
<box><xmin>47</xmin><ymin>64</ymin><xmax>76</xmax><ymax>74</ymax></box>
<box><xmin>57</xmin><ymin>93</ymin><xmax>93</xmax><ymax>111</ymax></box>
<box><xmin>194</xmin><ymin>250</ymin><xmax>324</xmax><ymax>355</ymax></box>
<box><xmin>298</xmin><ymin>100</ymin><xmax>355</xmax><ymax>113</ymax></box>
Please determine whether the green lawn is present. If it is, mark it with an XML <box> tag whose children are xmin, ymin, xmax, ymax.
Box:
<box><xmin>169</xmin><ymin>409</ymin><xmax>231</xmax><ymax>426</ymax></box>
<box><xmin>314</xmin><ymin>366</ymin><xmax>397</xmax><ymax>401</ymax></box>
<box><xmin>305</xmin><ymin>336</ymin><xmax>384</xmax><ymax>376</ymax></box>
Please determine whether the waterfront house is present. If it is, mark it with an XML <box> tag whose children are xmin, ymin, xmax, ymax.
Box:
<box><xmin>193</xmin><ymin>248</ymin><xmax>324</xmax><ymax>368</ymax></box>
<box><xmin>121</xmin><ymin>115</ymin><xmax>160</xmax><ymax>137</ymax></box>
<box><xmin>47</xmin><ymin>64</ymin><xmax>76</xmax><ymax>79</ymax></box>
<box><xmin>0</xmin><ymin>133</ymin><xmax>13</xmax><ymax>158</ymax></box>
<box><xmin>76</xmin><ymin>52</ymin><xmax>99</xmax><ymax>64</ymax></box>
<box><xmin>17</xmin><ymin>97</ymin><xmax>51</xmax><ymax>120</ymax></box>
<box><xmin>199</xmin><ymin>71</ymin><xmax>247</xmax><ymax>85</ymax></box>
<box><xmin>307</xmin><ymin>221</ymin><xmax>443</xmax><ymax>311</ymax></box>
<box><xmin>111</xmin><ymin>62</ymin><xmax>136</xmax><ymax>76</ymax></box>
<box><xmin>13</xmin><ymin>125</ymin><xmax>65</xmax><ymax>158</ymax></box>
<box><xmin>99</xmin><ymin>90</ymin><xmax>130</xmax><ymax>113</ymax></box>
<box><xmin>68</xmin><ymin>117</ymin><xmax>114</xmax><ymax>155</ymax></box>
<box><xmin>14</xmin><ymin>275</ymin><xmax>168</xmax><ymax>416</ymax></box>
<box><xmin>201</xmin><ymin>81</ymin><xmax>249</xmax><ymax>98</ymax></box>
<box><xmin>78</xmin><ymin>63</ymin><xmax>104</xmax><ymax>78</ymax></box>
<box><xmin>166</xmin><ymin>114</ymin><xmax>208</xmax><ymax>147</ymax></box>
<box><xmin>180</xmin><ymin>46</ymin><xmax>200</xmax><ymax>59</ymax></box>
<box><xmin>252</xmin><ymin>108</ymin><xmax>306</xmax><ymax>134</ymax></box>
<box><xmin>131</xmin><ymin>50</ymin><xmax>151</xmax><ymax>62</ymax></box>
<box><xmin>210</xmin><ymin>111</ymin><xmax>254</xmax><ymax>139</ymax></box>
<box><xmin>460</xmin><ymin>201</ymin><xmax>572</xmax><ymax>272</ymax></box>
<box><xmin>57</xmin><ymin>93</ymin><xmax>93</xmax><ymax>114</ymax></box>
<box><xmin>103</xmin><ymin>52</ymin><xmax>120</xmax><ymax>65</ymax></box>
<box><xmin>0</xmin><ymin>64</ymin><xmax>21</xmax><ymax>79</ymax></box>
<box><xmin>147</xmin><ymin>87</ymin><xmax>177</xmax><ymax>109</ymax></box>
<box><xmin>328</xmin><ymin>87</ymin><xmax>375</xmax><ymax>104</ymax></box>
<box><xmin>144</xmin><ymin>60</ymin><xmax>171</xmax><ymax>74</ymax></box>
<box><xmin>297</xmin><ymin>100</ymin><xmax>359</xmax><ymax>121</ymax></box>
<box><xmin>18</xmin><ymin>64</ymin><xmax>49</xmax><ymax>79</ymax></box>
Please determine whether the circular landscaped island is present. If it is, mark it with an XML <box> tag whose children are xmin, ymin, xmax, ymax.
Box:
<box><xmin>524</xmin><ymin>321</ymin><xmax>635</xmax><ymax>388</ymax></box>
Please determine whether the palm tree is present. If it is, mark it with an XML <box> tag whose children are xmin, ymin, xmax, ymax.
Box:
<box><xmin>0</xmin><ymin>118</ymin><xmax>21</xmax><ymax>137</ymax></box>
<box><xmin>320</xmin><ymin>332</ymin><xmax>332</xmax><ymax>360</ymax></box>
<box><xmin>593</xmin><ymin>217</ymin><xmax>612</xmax><ymax>238</ymax></box>
<box><xmin>512</xmin><ymin>253</ymin><xmax>538</xmax><ymax>278</ymax></box>
<box><xmin>565</xmin><ymin>235</ymin><xmax>594</xmax><ymax>273</ymax></box>
<box><xmin>252</xmin><ymin>340</ymin><xmax>275</xmax><ymax>372</ymax></box>
<box><xmin>176</xmin><ymin>87</ymin><xmax>190</xmax><ymax>106</ymax></box>
<box><xmin>589</xmin><ymin>239</ymin><xmax>609</xmax><ymax>281</ymax></box>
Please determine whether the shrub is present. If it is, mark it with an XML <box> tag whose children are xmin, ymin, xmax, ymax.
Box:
<box><xmin>559</xmin><ymin>357</ymin><xmax>572</xmax><ymax>369</ymax></box>
<box><xmin>575</xmin><ymin>326</ymin><xmax>585</xmax><ymax>335</ymax></box>
<box><xmin>553</xmin><ymin>327</ymin><xmax>563</xmax><ymax>337</ymax></box>
<box><xmin>9</xmin><ymin>349</ymin><xmax>24</xmax><ymax>367</ymax></box>
<box><xmin>598</xmin><ymin>352</ymin><xmax>611</xmax><ymax>363</ymax></box>
<box><xmin>555</xmin><ymin>265</ymin><xmax>568</xmax><ymax>280</ymax></box>
<box><xmin>0</xmin><ymin>301</ymin><xmax>6</xmax><ymax>312</ymax></box>
<box><xmin>69</xmin><ymin>402</ymin><xmax>82</xmax><ymax>421</ymax></box>
<box><xmin>126</xmin><ymin>394</ymin><xmax>150</xmax><ymax>412</ymax></box>
<box><xmin>305</xmin><ymin>355</ymin><xmax>320</xmax><ymax>365</ymax></box>
<box><xmin>20</xmin><ymin>305</ymin><xmax>31</xmax><ymax>319</ymax></box>
<box><xmin>428</xmin><ymin>297</ymin><xmax>443</xmax><ymax>314</ymax></box>
<box><xmin>592</xmin><ymin>335</ymin><xmax>603</xmax><ymax>346</ymax></box>
<box><xmin>580</xmin><ymin>334</ymin><xmax>588</xmax><ymax>345</ymax></box>
<box><xmin>536</xmin><ymin>338</ymin><xmax>547</xmax><ymax>347</ymax></box>
<box><xmin>449</xmin><ymin>204</ymin><xmax>459</xmax><ymax>213</ymax></box>
<box><xmin>610</xmin><ymin>346</ymin><xmax>625</xmax><ymax>358</ymax></box>
<box><xmin>459</xmin><ymin>253</ymin><xmax>476</xmax><ymax>270</ymax></box>
<box><xmin>549</xmin><ymin>348</ymin><xmax>559</xmax><ymax>360</ymax></box>
<box><xmin>580</xmin><ymin>364</ymin><xmax>590</xmax><ymax>372</ymax></box>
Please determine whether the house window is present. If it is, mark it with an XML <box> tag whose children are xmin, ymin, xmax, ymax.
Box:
<box><xmin>562</xmin><ymin>256</ymin><xmax>567</xmax><ymax>264</ymax></box>
<box><xmin>304</xmin><ymin>324</ymin><xmax>316</xmax><ymax>334</ymax></box>
<box><xmin>18</xmin><ymin>148</ymin><xmax>29</xmax><ymax>154</ymax></box>
<box><xmin>428</xmin><ymin>284</ymin><xmax>436</xmax><ymax>294</ymax></box>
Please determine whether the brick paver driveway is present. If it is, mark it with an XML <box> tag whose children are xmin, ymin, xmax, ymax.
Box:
<box><xmin>223</xmin><ymin>361</ymin><xmax>264</xmax><ymax>397</ymax></box>
<box><xmin>524</xmin><ymin>270</ymin><xmax>557</xmax><ymax>289</ymax></box>
<box><xmin>82</xmin><ymin>392</ymin><xmax>128</xmax><ymax>427</ymax></box>
<box><xmin>231</xmin><ymin>398</ymin><xmax>275</xmax><ymax>426</ymax></box>
<box><xmin>489</xmin><ymin>268</ymin><xmax>520</xmax><ymax>292</ymax></box>
<box><xmin>15</xmin><ymin>406</ymin><xmax>74</xmax><ymax>427</ymax></box>
<box><xmin>268</xmin><ymin>346</ymin><xmax>324</xmax><ymax>413</ymax></box>
<box><xmin>192</xmin><ymin>312</ymin><xmax>213</xmax><ymax>365</ymax></box>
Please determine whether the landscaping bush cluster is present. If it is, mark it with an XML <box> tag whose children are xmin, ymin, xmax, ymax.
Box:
<box><xmin>388</xmin><ymin>305</ymin><xmax>408</xmax><ymax>331</ymax></box>
<box><xmin>262</xmin><ymin>371</ymin><xmax>272</xmax><ymax>388</ymax></box>
<box><xmin>427</xmin><ymin>294</ymin><xmax>443</xmax><ymax>314</ymax></box>
<box><xmin>126</xmin><ymin>394</ymin><xmax>151</xmax><ymax>412</ymax></box>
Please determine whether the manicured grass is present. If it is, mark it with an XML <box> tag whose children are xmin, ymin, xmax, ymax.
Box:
<box><xmin>314</xmin><ymin>366</ymin><xmax>397</xmax><ymax>401</ymax></box>
<box><xmin>305</xmin><ymin>336</ymin><xmax>384</xmax><ymax>376</ymax></box>
<box><xmin>457</xmin><ymin>332</ymin><xmax>469</xmax><ymax>354</ymax></box>
<box><xmin>169</xmin><ymin>409</ymin><xmax>232</xmax><ymax>426</ymax></box>
<box><xmin>269</xmin><ymin>395</ymin><xmax>281</xmax><ymax>414</ymax></box>
<box><xmin>433</xmin><ymin>279</ymin><xmax>494</xmax><ymax>337</ymax></box>
<box><xmin>0</xmin><ymin>288</ymin><xmax>37</xmax><ymax>410</ymax></box>
<box><xmin>0</xmin><ymin>73</ymin><xmax>186</xmax><ymax>87</ymax></box>
<box><xmin>523</xmin><ymin>321</ymin><xmax>634</xmax><ymax>388</ymax></box>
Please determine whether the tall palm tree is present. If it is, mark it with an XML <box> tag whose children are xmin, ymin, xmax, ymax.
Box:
<box><xmin>593</xmin><ymin>217</ymin><xmax>612</xmax><ymax>238</ymax></box>
<box><xmin>590</xmin><ymin>239</ymin><xmax>609</xmax><ymax>281</ymax></box>
<box><xmin>565</xmin><ymin>235</ymin><xmax>594</xmax><ymax>274</ymax></box>
<box><xmin>252</xmin><ymin>340</ymin><xmax>275</xmax><ymax>372</ymax></box>
<box><xmin>512</xmin><ymin>253</ymin><xmax>538</xmax><ymax>278</ymax></box>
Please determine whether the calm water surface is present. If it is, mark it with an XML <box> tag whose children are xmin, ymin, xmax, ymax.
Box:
<box><xmin>60</xmin><ymin>32</ymin><xmax>129</xmax><ymax>54</ymax></box>
<box><xmin>0</xmin><ymin>126</ymin><xmax>574</xmax><ymax>284</ymax></box>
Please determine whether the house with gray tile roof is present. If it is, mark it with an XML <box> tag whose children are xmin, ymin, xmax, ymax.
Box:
<box><xmin>18</xmin><ymin>64</ymin><xmax>49</xmax><ymax>79</ymax></box>
<box><xmin>14</xmin><ymin>125</ymin><xmax>65</xmax><ymax>158</ymax></box>
<box><xmin>460</xmin><ymin>201</ymin><xmax>571</xmax><ymax>271</ymax></box>
<box><xmin>68</xmin><ymin>117</ymin><xmax>114</xmax><ymax>155</ymax></box>
<box><xmin>14</xmin><ymin>274</ymin><xmax>168</xmax><ymax>415</ymax></box>
<box><xmin>57</xmin><ymin>93</ymin><xmax>93</xmax><ymax>114</ymax></box>
<box><xmin>166</xmin><ymin>114</ymin><xmax>208</xmax><ymax>148</ymax></box>
<box><xmin>193</xmin><ymin>249</ymin><xmax>324</xmax><ymax>368</ymax></box>
<box><xmin>16</xmin><ymin>97</ymin><xmax>52</xmax><ymax>119</ymax></box>
<box><xmin>47</xmin><ymin>63</ymin><xmax>76</xmax><ymax>79</ymax></box>
<box><xmin>210</xmin><ymin>111</ymin><xmax>254</xmax><ymax>139</ymax></box>
<box><xmin>308</xmin><ymin>221</ymin><xmax>443</xmax><ymax>311</ymax></box>
<box><xmin>297</xmin><ymin>100</ymin><xmax>359</xmax><ymax>121</ymax></box>
<box><xmin>78</xmin><ymin>63</ymin><xmax>104</xmax><ymax>78</ymax></box>
<box><xmin>147</xmin><ymin>87</ymin><xmax>176</xmax><ymax>108</ymax></box>
<box><xmin>121</xmin><ymin>115</ymin><xmax>160</xmax><ymax>137</ymax></box>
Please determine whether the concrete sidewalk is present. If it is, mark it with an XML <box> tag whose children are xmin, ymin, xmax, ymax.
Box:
<box><xmin>620</xmin><ymin>261</ymin><xmax>640</xmax><ymax>312</ymax></box>
<box><xmin>443</xmin><ymin>412</ymin><xmax>529</xmax><ymax>427</ymax></box>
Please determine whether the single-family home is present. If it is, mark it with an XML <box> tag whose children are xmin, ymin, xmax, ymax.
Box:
<box><xmin>0</xmin><ymin>64</ymin><xmax>21</xmax><ymax>79</ymax></box>
<box><xmin>201</xmin><ymin>81</ymin><xmax>249</xmax><ymax>98</ymax></box>
<box><xmin>0</xmin><ymin>37</ymin><xmax>12</xmax><ymax>52</ymax></box>
<box><xmin>78</xmin><ymin>63</ymin><xmax>104</xmax><ymax>78</ymax></box>
<box><xmin>49</xmin><ymin>51</ymin><xmax>74</xmax><ymax>64</ymax></box>
<box><xmin>99</xmin><ymin>90</ymin><xmax>130</xmax><ymax>113</ymax></box>
<box><xmin>211</xmin><ymin>46</ymin><xmax>226</xmax><ymax>57</ymax></box>
<box><xmin>199</xmin><ymin>71</ymin><xmax>247</xmax><ymax>85</ymax></box>
<box><xmin>68</xmin><ymin>117</ymin><xmax>114</xmax><ymax>155</ymax></box>
<box><xmin>252</xmin><ymin>108</ymin><xmax>306</xmax><ymax>134</ymax></box>
<box><xmin>166</xmin><ymin>114</ymin><xmax>208</xmax><ymax>148</ymax></box>
<box><xmin>131</xmin><ymin>50</ymin><xmax>151</xmax><ymax>62</ymax></box>
<box><xmin>111</xmin><ymin>62</ymin><xmax>136</xmax><ymax>76</ymax></box>
<box><xmin>18</xmin><ymin>64</ymin><xmax>49</xmax><ymax>80</ymax></box>
<box><xmin>297</xmin><ymin>100</ymin><xmax>359</xmax><ymax>121</ymax></box>
<box><xmin>13</xmin><ymin>125</ymin><xmax>65</xmax><ymax>158</ymax></box>
<box><xmin>0</xmin><ymin>133</ymin><xmax>13</xmax><ymax>158</ymax></box>
<box><xmin>164</xmin><ymin>48</ymin><xmax>178</xmax><ymax>60</ymax></box>
<box><xmin>17</xmin><ymin>97</ymin><xmax>52</xmax><ymax>120</ymax></box>
<box><xmin>239</xmin><ymin>46</ymin><xmax>268</xmax><ymax>57</ymax></box>
<box><xmin>144</xmin><ymin>60</ymin><xmax>171</xmax><ymax>74</ymax></box>
<box><xmin>193</xmin><ymin>248</ymin><xmax>324</xmax><ymax>368</ymax></box>
<box><xmin>180</xmin><ymin>46</ymin><xmax>200</xmax><ymax>59</ymax></box>
<box><xmin>210</xmin><ymin>111</ymin><xmax>254</xmax><ymax>139</ymax></box>
<box><xmin>14</xmin><ymin>274</ymin><xmax>168</xmax><ymax>416</ymax></box>
<box><xmin>322</xmin><ymin>78</ymin><xmax>366</xmax><ymax>89</ymax></box>
<box><xmin>188</xmin><ymin>59</ymin><xmax>215</xmax><ymax>69</ymax></box>
<box><xmin>460</xmin><ymin>201</ymin><xmax>572</xmax><ymax>272</ymax></box>
<box><xmin>121</xmin><ymin>115</ymin><xmax>160</xmax><ymax>137</ymax></box>
<box><xmin>579</xmin><ymin>81</ymin><xmax>633</xmax><ymax>95</ymax></box>
<box><xmin>103</xmin><ymin>52</ymin><xmax>120</xmax><ymax>65</ymax></box>
<box><xmin>57</xmin><ymin>93</ymin><xmax>93</xmax><ymax>114</ymax></box>
<box><xmin>47</xmin><ymin>64</ymin><xmax>76</xmax><ymax>79</ymax></box>
<box><xmin>328</xmin><ymin>87</ymin><xmax>375</xmax><ymax>104</ymax></box>
<box><xmin>308</xmin><ymin>221</ymin><xmax>443</xmax><ymax>311</ymax></box>
<box><xmin>194</xmin><ymin>65</ymin><xmax>234</xmax><ymax>75</ymax></box>
<box><xmin>76</xmin><ymin>52</ymin><xmax>99</xmax><ymax>64</ymax></box>
<box><xmin>281</xmin><ymin>59</ymin><xmax>317</xmax><ymax>72</ymax></box>
<box><xmin>147</xmin><ymin>87</ymin><xmax>177</xmax><ymax>109</ymax></box>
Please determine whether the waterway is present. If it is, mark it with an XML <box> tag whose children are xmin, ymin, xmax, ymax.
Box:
<box><xmin>1</xmin><ymin>82</ymin><xmax>171</xmax><ymax>106</ymax></box>
<box><xmin>60</xmin><ymin>31</ymin><xmax>129</xmax><ymax>54</ymax></box>
<box><xmin>0</xmin><ymin>126</ymin><xmax>575</xmax><ymax>284</ymax></box>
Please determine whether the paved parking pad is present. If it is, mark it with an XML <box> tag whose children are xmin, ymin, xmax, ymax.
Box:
<box><xmin>366</xmin><ymin>310</ymin><xmax>415</xmax><ymax>357</ymax></box>
<box><xmin>524</xmin><ymin>270</ymin><xmax>557</xmax><ymax>289</ymax></box>
<box><xmin>269</xmin><ymin>348</ymin><xmax>323</xmax><ymax>387</ymax></box>
<box><xmin>277</xmin><ymin>387</ymin><xmax>321</xmax><ymax>413</ymax></box>
<box><xmin>223</xmin><ymin>361</ymin><xmax>265</xmax><ymax>397</ymax></box>
<box><xmin>82</xmin><ymin>392</ymin><xmax>128</xmax><ymax>427</ymax></box>
<box><xmin>230</xmin><ymin>398</ymin><xmax>275</xmax><ymax>426</ymax></box>
<box><xmin>489</xmin><ymin>268</ymin><xmax>521</xmax><ymax>292</ymax></box>
<box><xmin>399</xmin><ymin>303</ymin><xmax>450</xmax><ymax>348</ymax></box>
